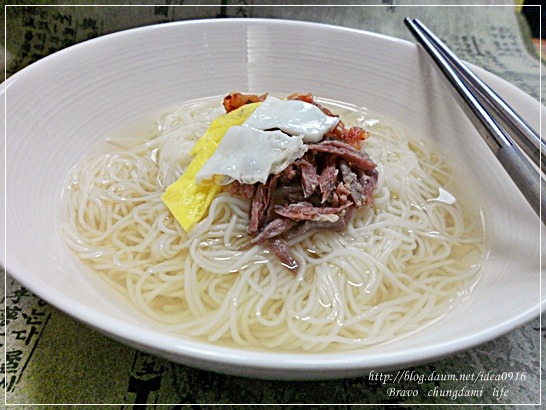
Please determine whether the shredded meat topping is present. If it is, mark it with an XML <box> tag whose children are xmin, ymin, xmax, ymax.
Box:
<box><xmin>223</xmin><ymin>92</ymin><xmax>268</xmax><ymax>112</ymax></box>
<box><xmin>224</xmin><ymin>93</ymin><xmax>378</xmax><ymax>272</ymax></box>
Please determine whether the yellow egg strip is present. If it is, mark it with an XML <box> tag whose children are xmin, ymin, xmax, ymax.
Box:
<box><xmin>161</xmin><ymin>102</ymin><xmax>261</xmax><ymax>232</ymax></box>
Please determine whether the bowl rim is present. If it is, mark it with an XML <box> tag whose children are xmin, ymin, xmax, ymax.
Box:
<box><xmin>2</xmin><ymin>17</ymin><xmax>544</xmax><ymax>377</ymax></box>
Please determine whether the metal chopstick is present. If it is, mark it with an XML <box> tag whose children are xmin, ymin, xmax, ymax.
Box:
<box><xmin>404</xmin><ymin>18</ymin><xmax>545</xmax><ymax>224</ymax></box>
<box><xmin>407</xmin><ymin>18</ymin><xmax>545</xmax><ymax>171</ymax></box>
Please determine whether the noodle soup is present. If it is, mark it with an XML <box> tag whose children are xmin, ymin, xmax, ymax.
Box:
<box><xmin>61</xmin><ymin>95</ymin><xmax>485</xmax><ymax>352</ymax></box>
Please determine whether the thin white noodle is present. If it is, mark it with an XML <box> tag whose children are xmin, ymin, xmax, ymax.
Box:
<box><xmin>61</xmin><ymin>97</ymin><xmax>485</xmax><ymax>352</ymax></box>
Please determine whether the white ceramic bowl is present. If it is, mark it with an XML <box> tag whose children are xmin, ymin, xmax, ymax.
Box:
<box><xmin>2</xmin><ymin>19</ymin><xmax>544</xmax><ymax>380</ymax></box>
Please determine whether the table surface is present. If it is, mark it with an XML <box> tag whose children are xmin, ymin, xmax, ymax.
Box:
<box><xmin>2</xmin><ymin>1</ymin><xmax>544</xmax><ymax>406</ymax></box>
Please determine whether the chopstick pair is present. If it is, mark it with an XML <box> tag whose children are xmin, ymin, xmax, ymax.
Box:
<box><xmin>404</xmin><ymin>18</ymin><xmax>545</xmax><ymax>225</ymax></box>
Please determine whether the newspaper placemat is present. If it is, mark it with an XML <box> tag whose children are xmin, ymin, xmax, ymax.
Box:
<box><xmin>2</xmin><ymin>2</ymin><xmax>544</xmax><ymax>406</ymax></box>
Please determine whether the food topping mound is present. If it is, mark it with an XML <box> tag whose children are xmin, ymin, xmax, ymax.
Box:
<box><xmin>163</xmin><ymin>92</ymin><xmax>378</xmax><ymax>271</ymax></box>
